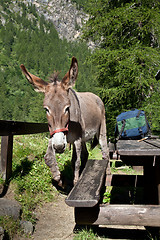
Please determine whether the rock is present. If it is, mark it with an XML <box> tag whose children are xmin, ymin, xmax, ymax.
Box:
<box><xmin>20</xmin><ymin>221</ymin><xmax>34</xmax><ymax>234</ymax></box>
<box><xmin>0</xmin><ymin>198</ymin><xmax>21</xmax><ymax>220</ymax></box>
<box><xmin>24</xmin><ymin>0</ymin><xmax>89</xmax><ymax>42</ymax></box>
<box><xmin>0</xmin><ymin>227</ymin><xmax>4</xmax><ymax>240</ymax></box>
<box><xmin>1</xmin><ymin>0</ymin><xmax>95</xmax><ymax>48</ymax></box>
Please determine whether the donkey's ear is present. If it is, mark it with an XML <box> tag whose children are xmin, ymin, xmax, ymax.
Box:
<box><xmin>61</xmin><ymin>57</ymin><xmax>78</xmax><ymax>89</ymax></box>
<box><xmin>20</xmin><ymin>64</ymin><xmax>48</xmax><ymax>93</ymax></box>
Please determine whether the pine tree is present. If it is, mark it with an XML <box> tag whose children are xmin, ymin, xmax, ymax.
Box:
<box><xmin>83</xmin><ymin>0</ymin><xmax>160</xmax><ymax>137</ymax></box>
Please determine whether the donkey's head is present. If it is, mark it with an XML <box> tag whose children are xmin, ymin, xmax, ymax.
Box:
<box><xmin>20</xmin><ymin>57</ymin><xmax>78</xmax><ymax>153</ymax></box>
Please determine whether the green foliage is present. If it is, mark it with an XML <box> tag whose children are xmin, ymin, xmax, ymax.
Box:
<box><xmin>71</xmin><ymin>0</ymin><xmax>88</xmax><ymax>10</ymax></box>
<box><xmin>0</xmin><ymin>176</ymin><xmax>4</xmax><ymax>185</ymax></box>
<box><xmin>143</xmin><ymin>86</ymin><xmax>160</xmax><ymax>133</ymax></box>
<box><xmin>74</xmin><ymin>228</ymin><xmax>103</xmax><ymax>240</ymax></box>
<box><xmin>82</xmin><ymin>0</ymin><xmax>160</xmax><ymax>138</ymax></box>
<box><xmin>103</xmin><ymin>186</ymin><xmax>112</xmax><ymax>204</ymax></box>
<box><xmin>0</xmin><ymin>216</ymin><xmax>20</xmax><ymax>239</ymax></box>
<box><xmin>0</xmin><ymin>0</ymin><xmax>95</xmax><ymax>122</ymax></box>
<box><xmin>12</xmin><ymin>134</ymin><xmax>56</xmax><ymax>222</ymax></box>
<box><xmin>56</xmin><ymin>148</ymin><xmax>74</xmax><ymax>182</ymax></box>
<box><xmin>10</xmin><ymin>134</ymin><xmax>76</xmax><ymax>223</ymax></box>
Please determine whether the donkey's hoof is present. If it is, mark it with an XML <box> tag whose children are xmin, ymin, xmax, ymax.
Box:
<box><xmin>54</xmin><ymin>176</ymin><xmax>63</xmax><ymax>188</ymax></box>
<box><xmin>52</xmin><ymin>178</ymin><xmax>63</xmax><ymax>190</ymax></box>
<box><xmin>73</xmin><ymin>179</ymin><xmax>78</xmax><ymax>186</ymax></box>
<box><xmin>58</xmin><ymin>179</ymin><xmax>63</xmax><ymax>188</ymax></box>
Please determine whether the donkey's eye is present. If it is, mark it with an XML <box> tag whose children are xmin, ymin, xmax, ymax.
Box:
<box><xmin>44</xmin><ymin>107</ymin><xmax>50</xmax><ymax>115</ymax></box>
<box><xmin>64</xmin><ymin>106</ymin><xmax>70</xmax><ymax>114</ymax></box>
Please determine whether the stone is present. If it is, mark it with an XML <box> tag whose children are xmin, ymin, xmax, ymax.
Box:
<box><xmin>0</xmin><ymin>227</ymin><xmax>4</xmax><ymax>240</ymax></box>
<box><xmin>2</xmin><ymin>0</ymin><xmax>95</xmax><ymax>49</ymax></box>
<box><xmin>24</xmin><ymin>0</ymin><xmax>88</xmax><ymax>42</ymax></box>
<box><xmin>0</xmin><ymin>198</ymin><xmax>21</xmax><ymax>220</ymax></box>
<box><xmin>20</xmin><ymin>221</ymin><xmax>34</xmax><ymax>234</ymax></box>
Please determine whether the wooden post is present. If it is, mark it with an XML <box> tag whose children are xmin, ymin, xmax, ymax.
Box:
<box><xmin>0</xmin><ymin>135</ymin><xmax>13</xmax><ymax>196</ymax></box>
<box><xmin>1</xmin><ymin>136</ymin><xmax>13</xmax><ymax>182</ymax></box>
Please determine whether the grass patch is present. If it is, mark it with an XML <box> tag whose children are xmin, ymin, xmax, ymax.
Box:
<box><xmin>0</xmin><ymin>216</ymin><xmax>21</xmax><ymax>239</ymax></box>
<box><xmin>0</xmin><ymin>176</ymin><xmax>4</xmax><ymax>185</ymax></box>
<box><xmin>103</xmin><ymin>186</ymin><xmax>112</xmax><ymax>204</ymax></box>
<box><xmin>88</xmin><ymin>144</ymin><xmax>102</xmax><ymax>160</ymax></box>
<box><xmin>74</xmin><ymin>228</ymin><xmax>104</xmax><ymax>240</ymax></box>
<box><xmin>11</xmin><ymin>134</ymin><xmax>57</xmax><ymax>222</ymax></box>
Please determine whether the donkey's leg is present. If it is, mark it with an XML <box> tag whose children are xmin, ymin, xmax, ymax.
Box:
<box><xmin>71</xmin><ymin>138</ymin><xmax>82</xmax><ymax>185</ymax></box>
<box><xmin>71</xmin><ymin>143</ymin><xmax>76</xmax><ymax>172</ymax></box>
<box><xmin>44</xmin><ymin>138</ymin><xmax>62</xmax><ymax>187</ymax></box>
<box><xmin>99</xmin><ymin>115</ymin><xmax>112</xmax><ymax>186</ymax></box>
<box><xmin>99</xmin><ymin>118</ymin><xmax>110</xmax><ymax>161</ymax></box>
<box><xmin>80</xmin><ymin>142</ymin><xmax>88</xmax><ymax>174</ymax></box>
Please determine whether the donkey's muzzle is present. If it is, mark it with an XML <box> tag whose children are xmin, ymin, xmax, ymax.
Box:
<box><xmin>51</xmin><ymin>132</ymin><xmax>67</xmax><ymax>154</ymax></box>
<box><xmin>54</xmin><ymin>144</ymin><xmax>66</xmax><ymax>153</ymax></box>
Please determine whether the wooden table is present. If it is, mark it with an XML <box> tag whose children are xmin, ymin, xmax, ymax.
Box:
<box><xmin>117</xmin><ymin>139</ymin><xmax>160</xmax><ymax>157</ymax></box>
<box><xmin>66</xmin><ymin>138</ymin><xmax>160</xmax><ymax>238</ymax></box>
<box><xmin>117</xmin><ymin>139</ymin><xmax>160</xmax><ymax>205</ymax></box>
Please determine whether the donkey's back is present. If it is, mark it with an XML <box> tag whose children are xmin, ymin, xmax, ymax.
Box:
<box><xmin>77</xmin><ymin>92</ymin><xmax>106</xmax><ymax>142</ymax></box>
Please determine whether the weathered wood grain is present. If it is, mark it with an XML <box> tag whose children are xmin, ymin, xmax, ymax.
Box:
<box><xmin>1</xmin><ymin>136</ymin><xmax>13</xmax><ymax>181</ymax></box>
<box><xmin>65</xmin><ymin>159</ymin><xmax>107</xmax><ymax>207</ymax></box>
<box><xmin>0</xmin><ymin>120</ymin><xmax>48</xmax><ymax>136</ymax></box>
<box><xmin>0</xmin><ymin>136</ymin><xmax>13</xmax><ymax>197</ymax></box>
<box><xmin>75</xmin><ymin>204</ymin><xmax>160</xmax><ymax>226</ymax></box>
<box><xmin>117</xmin><ymin>139</ymin><xmax>160</xmax><ymax>156</ymax></box>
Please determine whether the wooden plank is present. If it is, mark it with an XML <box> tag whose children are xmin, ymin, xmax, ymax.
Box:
<box><xmin>65</xmin><ymin>159</ymin><xmax>107</xmax><ymax>207</ymax></box>
<box><xmin>0</xmin><ymin>120</ymin><xmax>48</xmax><ymax>136</ymax></box>
<box><xmin>144</xmin><ymin>139</ymin><xmax>160</xmax><ymax>149</ymax></box>
<box><xmin>117</xmin><ymin>140</ymin><xmax>160</xmax><ymax>156</ymax></box>
<box><xmin>75</xmin><ymin>204</ymin><xmax>160</xmax><ymax>227</ymax></box>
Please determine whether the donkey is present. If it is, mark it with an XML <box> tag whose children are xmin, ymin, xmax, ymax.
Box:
<box><xmin>20</xmin><ymin>57</ymin><xmax>110</xmax><ymax>187</ymax></box>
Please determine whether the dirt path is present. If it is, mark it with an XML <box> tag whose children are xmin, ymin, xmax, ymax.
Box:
<box><xmin>33</xmin><ymin>194</ymin><xmax>75</xmax><ymax>240</ymax></box>
<box><xmin>4</xmin><ymin>183</ymin><xmax>148</xmax><ymax>240</ymax></box>
<box><xmin>32</xmin><ymin>194</ymin><xmax>148</xmax><ymax>240</ymax></box>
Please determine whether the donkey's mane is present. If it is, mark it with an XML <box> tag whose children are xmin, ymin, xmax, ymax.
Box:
<box><xmin>48</xmin><ymin>71</ymin><xmax>60</xmax><ymax>85</ymax></box>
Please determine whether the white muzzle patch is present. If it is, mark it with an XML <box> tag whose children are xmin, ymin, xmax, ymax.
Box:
<box><xmin>52</xmin><ymin>132</ymin><xmax>67</xmax><ymax>153</ymax></box>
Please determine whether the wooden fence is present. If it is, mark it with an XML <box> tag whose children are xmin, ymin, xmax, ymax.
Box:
<box><xmin>0</xmin><ymin>120</ymin><xmax>48</xmax><ymax>197</ymax></box>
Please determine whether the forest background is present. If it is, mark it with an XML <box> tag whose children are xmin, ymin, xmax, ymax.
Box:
<box><xmin>1</xmin><ymin>0</ymin><xmax>160</xmax><ymax>139</ymax></box>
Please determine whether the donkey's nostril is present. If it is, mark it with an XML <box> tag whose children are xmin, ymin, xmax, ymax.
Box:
<box><xmin>53</xmin><ymin>144</ymin><xmax>65</xmax><ymax>153</ymax></box>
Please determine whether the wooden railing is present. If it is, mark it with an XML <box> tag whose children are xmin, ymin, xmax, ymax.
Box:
<box><xmin>0</xmin><ymin>120</ymin><xmax>48</xmax><ymax>197</ymax></box>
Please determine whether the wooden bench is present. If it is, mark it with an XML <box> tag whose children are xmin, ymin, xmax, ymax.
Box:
<box><xmin>65</xmin><ymin>159</ymin><xmax>108</xmax><ymax>207</ymax></box>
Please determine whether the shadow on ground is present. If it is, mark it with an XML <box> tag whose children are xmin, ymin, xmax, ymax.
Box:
<box><xmin>74</xmin><ymin>224</ymin><xmax>155</xmax><ymax>240</ymax></box>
